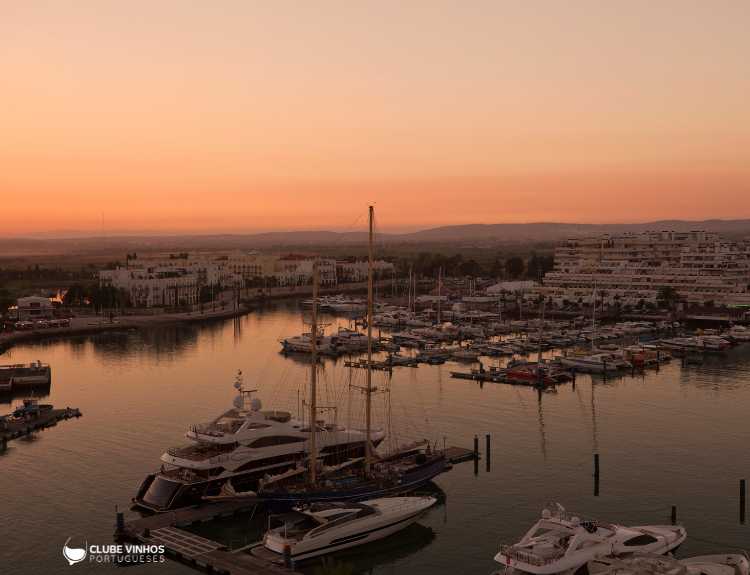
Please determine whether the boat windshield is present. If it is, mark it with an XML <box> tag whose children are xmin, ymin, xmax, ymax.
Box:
<box><xmin>141</xmin><ymin>477</ymin><xmax>182</xmax><ymax>509</ymax></box>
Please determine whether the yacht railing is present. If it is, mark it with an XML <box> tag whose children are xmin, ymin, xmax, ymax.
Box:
<box><xmin>189</xmin><ymin>423</ymin><xmax>224</xmax><ymax>437</ymax></box>
<box><xmin>498</xmin><ymin>546</ymin><xmax>565</xmax><ymax>566</ymax></box>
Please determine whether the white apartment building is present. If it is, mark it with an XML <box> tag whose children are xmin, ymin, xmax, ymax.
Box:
<box><xmin>274</xmin><ymin>257</ymin><xmax>338</xmax><ymax>287</ymax></box>
<box><xmin>336</xmin><ymin>260</ymin><xmax>395</xmax><ymax>282</ymax></box>
<box><xmin>99</xmin><ymin>267</ymin><xmax>200</xmax><ymax>308</ymax></box>
<box><xmin>538</xmin><ymin>231</ymin><xmax>750</xmax><ymax>307</ymax></box>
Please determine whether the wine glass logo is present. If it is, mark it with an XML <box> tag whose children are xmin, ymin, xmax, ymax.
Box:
<box><xmin>62</xmin><ymin>537</ymin><xmax>87</xmax><ymax>566</ymax></box>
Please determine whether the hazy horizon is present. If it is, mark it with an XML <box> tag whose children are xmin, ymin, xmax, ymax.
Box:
<box><xmin>3</xmin><ymin>1</ymin><xmax>749</xmax><ymax>234</ymax></box>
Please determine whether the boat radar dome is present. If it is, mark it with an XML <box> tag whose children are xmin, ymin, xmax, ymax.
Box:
<box><xmin>542</xmin><ymin>509</ymin><xmax>552</xmax><ymax>519</ymax></box>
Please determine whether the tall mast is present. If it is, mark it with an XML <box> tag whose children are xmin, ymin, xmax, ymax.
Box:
<box><xmin>591</xmin><ymin>281</ymin><xmax>597</xmax><ymax>351</ymax></box>
<box><xmin>437</xmin><ymin>267</ymin><xmax>442</xmax><ymax>324</ymax></box>
<box><xmin>365</xmin><ymin>206</ymin><xmax>374</xmax><ymax>475</ymax></box>
<box><xmin>309</xmin><ymin>260</ymin><xmax>319</xmax><ymax>486</ymax></box>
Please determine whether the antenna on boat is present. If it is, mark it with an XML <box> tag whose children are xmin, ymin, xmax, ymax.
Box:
<box><xmin>309</xmin><ymin>259</ymin><xmax>319</xmax><ymax>486</ymax></box>
<box><xmin>365</xmin><ymin>205</ymin><xmax>374</xmax><ymax>476</ymax></box>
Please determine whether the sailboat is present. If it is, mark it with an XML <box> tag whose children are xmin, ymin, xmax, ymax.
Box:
<box><xmin>257</xmin><ymin>206</ymin><xmax>450</xmax><ymax>505</ymax></box>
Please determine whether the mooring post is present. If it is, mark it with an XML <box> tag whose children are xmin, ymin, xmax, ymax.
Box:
<box><xmin>283</xmin><ymin>544</ymin><xmax>292</xmax><ymax>568</ymax></box>
<box><xmin>485</xmin><ymin>433</ymin><xmax>491</xmax><ymax>472</ymax></box>
<box><xmin>473</xmin><ymin>434</ymin><xmax>479</xmax><ymax>475</ymax></box>
<box><xmin>741</xmin><ymin>479</ymin><xmax>746</xmax><ymax>524</ymax></box>
<box><xmin>594</xmin><ymin>453</ymin><xmax>600</xmax><ymax>479</ymax></box>
<box><xmin>115</xmin><ymin>509</ymin><xmax>125</xmax><ymax>534</ymax></box>
<box><xmin>143</xmin><ymin>527</ymin><xmax>150</xmax><ymax>538</ymax></box>
<box><xmin>671</xmin><ymin>505</ymin><xmax>677</xmax><ymax>525</ymax></box>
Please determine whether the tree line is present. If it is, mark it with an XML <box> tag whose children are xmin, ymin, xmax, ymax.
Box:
<box><xmin>393</xmin><ymin>252</ymin><xmax>554</xmax><ymax>279</ymax></box>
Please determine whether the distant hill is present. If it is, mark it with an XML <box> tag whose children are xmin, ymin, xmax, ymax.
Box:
<box><xmin>1</xmin><ymin>219</ymin><xmax>749</xmax><ymax>258</ymax></box>
<box><xmin>401</xmin><ymin>219</ymin><xmax>750</xmax><ymax>242</ymax></box>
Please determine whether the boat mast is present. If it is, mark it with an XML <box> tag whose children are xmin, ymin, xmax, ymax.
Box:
<box><xmin>591</xmin><ymin>281</ymin><xmax>597</xmax><ymax>351</ymax></box>
<box><xmin>309</xmin><ymin>259</ymin><xmax>319</xmax><ymax>486</ymax></box>
<box><xmin>536</xmin><ymin>296</ymin><xmax>546</xmax><ymax>386</ymax></box>
<box><xmin>365</xmin><ymin>206</ymin><xmax>374</xmax><ymax>475</ymax></box>
<box><xmin>437</xmin><ymin>267</ymin><xmax>442</xmax><ymax>324</ymax></box>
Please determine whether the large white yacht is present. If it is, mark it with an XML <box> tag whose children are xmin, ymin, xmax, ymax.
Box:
<box><xmin>133</xmin><ymin>372</ymin><xmax>384</xmax><ymax>512</ymax></box>
<box><xmin>494</xmin><ymin>504</ymin><xmax>686</xmax><ymax>575</ymax></box>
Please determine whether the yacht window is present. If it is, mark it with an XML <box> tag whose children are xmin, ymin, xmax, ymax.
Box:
<box><xmin>308</xmin><ymin>512</ymin><xmax>357</xmax><ymax>537</ymax></box>
<box><xmin>248</xmin><ymin>436</ymin><xmax>306</xmax><ymax>448</ymax></box>
<box><xmin>622</xmin><ymin>534</ymin><xmax>658</xmax><ymax>546</ymax></box>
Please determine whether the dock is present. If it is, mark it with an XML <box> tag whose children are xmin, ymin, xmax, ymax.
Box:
<box><xmin>0</xmin><ymin>405</ymin><xmax>82</xmax><ymax>450</ymax></box>
<box><xmin>117</xmin><ymin>444</ymin><xmax>475</xmax><ymax>574</ymax></box>
<box><xmin>443</xmin><ymin>446</ymin><xmax>477</xmax><ymax>464</ymax></box>
<box><xmin>119</xmin><ymin>499</ymin><xmax>296</xmax><ymax>574</ymax></box>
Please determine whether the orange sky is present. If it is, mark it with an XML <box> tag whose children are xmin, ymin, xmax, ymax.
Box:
<box><xmin>2</xmin><ymin>0</ymin><xmax>749</xmax><ymax>234</ymax></box>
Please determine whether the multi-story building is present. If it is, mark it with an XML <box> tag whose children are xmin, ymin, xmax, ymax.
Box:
<box><xmin>539</xmin><ymin>231</ymin><xmax>750</xmax><ymax>307</ymax></box>
<box><xmin>336</xmin><ymin>260</ymin><xmax>395</xmax><ymax>282</ymax></box>
<box><xmin>274</xmin><ymin>256</ymin><xmax>338</xmax><ymax>286</ymax></box>
<box><xmin>99</xmin><ymin>267</ymin><xmax>200</xmax><ymax>308</ymax></box>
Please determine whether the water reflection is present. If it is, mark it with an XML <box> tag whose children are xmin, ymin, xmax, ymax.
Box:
<box><xmin>1</xmin><ymin>305</ymin><xmax>749</xmax><ymax>575</ymax></box>
<box><xmin>0</xmin><ymin>382</ymin><xmax>51</xmax><ymax>405</ymax></box>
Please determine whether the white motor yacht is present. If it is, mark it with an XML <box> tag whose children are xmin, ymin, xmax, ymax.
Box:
<box><xmin>494</xmin><ymin>504</ymin><xmax>686</xmax><ymax>575</ymax></box>
<box><xmin>254</xmin><ymin>496</ymin><xmax>436</xmax><ymax>562</ymax></box>
<box><xmin>587</xmin><ymin>553</ymin><xmax>749</xmax><ymax>575</ymax></box>
<box><xmin>133</xmin><ymin>372</ymin><xmax>384</xmax><ymax>512</ymax></box>
<box><xmin>558</xmin><ymin>352</ymin><xmax>630</xmax><ymax>373</ymax></box>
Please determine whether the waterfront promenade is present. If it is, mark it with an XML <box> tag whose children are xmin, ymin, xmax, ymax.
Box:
<box><xmin>0</xmin><ymin>279</ymin><xmax>393</xmax><ymax>353</ymax></box>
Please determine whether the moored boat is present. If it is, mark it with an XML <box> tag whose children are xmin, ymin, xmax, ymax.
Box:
<box><xmin>494</xmin><ymin>503</ymin><xmax>687</xmax><ymax>575</ymax></box>
<box><xmin>253</xmin><ymin>495</ymin><xmax>436</xmax><ymax>563</ymax></box>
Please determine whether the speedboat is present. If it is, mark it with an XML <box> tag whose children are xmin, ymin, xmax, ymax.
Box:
<box><xmin>133</xmin><ymin>372</ymin><xmax>384</xmax><ymax>512</ymax></box>
<box><xmin>494</xmin><ymin>504</ymin><xmax>687</xmax><ymax>575</ymax></box>
<box><xmin>587</xmin><ymin>553</ymin><xmax>749</xmax><ymax>575</ymax></box>
<box><xmin>253</xmin><ymin>496</ymin><xmax>436</xmax><ymax>563</ymax></box>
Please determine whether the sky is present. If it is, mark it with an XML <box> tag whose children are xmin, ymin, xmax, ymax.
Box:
<box><xmin>2</xmin><ymin>0</ymin><xmax>749</xmax><ymax>235</ymax></box>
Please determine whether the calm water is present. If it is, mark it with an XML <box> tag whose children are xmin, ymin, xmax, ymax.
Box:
<box><xmin>1</xmin><ymin>302</ymin><xmax>749</xmax><ymax>575</ymax></box>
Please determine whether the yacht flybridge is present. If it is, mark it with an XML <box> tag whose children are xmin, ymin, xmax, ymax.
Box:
<box><xmin>133</xmin><ymin>372</ymin><xmax>384</xmax><ymax>512</ymax></box>
<box><xmin>494</xmin><ymin>504</ymin><xmax>687</xmax><ymax>575</ymax></box>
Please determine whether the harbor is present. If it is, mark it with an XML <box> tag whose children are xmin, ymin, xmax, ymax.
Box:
<box><xmin>1</xmin><ymin>299</ymin><xmax>749</xmax><ymax>574</ymax></box>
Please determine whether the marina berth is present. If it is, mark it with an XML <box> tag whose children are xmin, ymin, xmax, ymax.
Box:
<box><xmin>0</xmin><ymin>360</ymin><xmax>51</xmax><ymax>391</ymax></box>
<box><xmin>494</xmin><ymin>504</ymin><xmax>687</xmax><ymax>575</ymax></box>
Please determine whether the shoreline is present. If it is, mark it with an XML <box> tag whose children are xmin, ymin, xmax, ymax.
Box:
<box><xmin>0</xmin><ymin>280</ymin><xmax>392</xmax><ymax>354</ymax></box>
<box><xmin>0</xmin><ymin>306</ymin><xmax>250</xmax><ymax>353</ymax></box>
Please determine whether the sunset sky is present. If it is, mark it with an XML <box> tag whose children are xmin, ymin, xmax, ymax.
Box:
<box><xmin>2</xmin><ymin>0</ymin><xmax>749</xmax><ymax>235</ymax></box>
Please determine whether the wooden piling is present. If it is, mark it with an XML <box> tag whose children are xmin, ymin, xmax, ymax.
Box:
<box><xmin>593</xmin><ymin>453</ymin><xmax>600</xmax><ymax>478</ymax></box>
<box><xmin>741</xmin><ymin>479</ymin><xmax>746</xmax><ymax>524</ymax></box>
<box><xmin>473</xmin><ymin>435</ymin><xmax>479</xmax><ymax>476</ymax></box>
<box><xmin>671</xmin><ymin>505</ymin><xmax>677</xmax><ymax>525</ymax></box>
<box><xmin>485</xmin><ymin>434</ymin><xmax>491</xmax><ymax>472</ymax></box>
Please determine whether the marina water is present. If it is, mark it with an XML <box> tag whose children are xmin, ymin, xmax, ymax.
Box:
<box><xmin>1</xmin><ymin>302</ymin><xmax>749</xmax><ymax>574</ymax></box>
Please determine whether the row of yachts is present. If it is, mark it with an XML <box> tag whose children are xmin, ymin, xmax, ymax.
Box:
<box><xmin>257</xmin><ymin>500</ymin><xmax>747</xmax><ymax>570</ymax></box>
<box><xmin>129</xmin><ymin>371</ymin><xmax>748</xmax><ymax>568</ymax></box>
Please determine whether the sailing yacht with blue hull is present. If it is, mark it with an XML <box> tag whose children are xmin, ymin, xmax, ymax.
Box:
<box><xmin>249</xmin><ymin>206</ymin><xmax>450</xmax><ymax>508</ymax></box>
<box><xmin>258</xmin><ymin>445</ymin><xmax>450</xmax><ymax>506</ymax></box>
